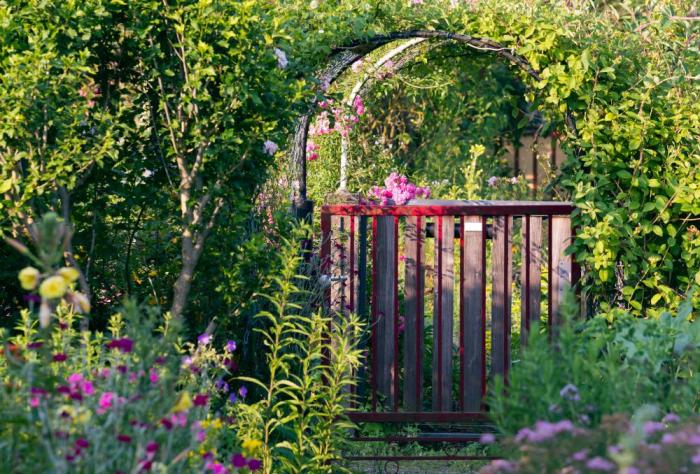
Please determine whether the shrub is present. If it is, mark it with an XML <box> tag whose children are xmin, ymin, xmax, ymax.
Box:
<box><xmin>0</xmin><ymin>214</ymin><xmax>260</xmax><ymax>472</ymax></box>
<box><xmin>489</xmin><ymin>290</ymin><xmax>700</xmax><ymax>435</ymax></box>
<box><xmin>232</xmin><ymin>228</ymin><xmax>364</xmax><ymax>473</ymax></box>
<box><xmin>480</xmin><ymin>408</ymin><xmax>700</xmax><ymax>473</ymax></box>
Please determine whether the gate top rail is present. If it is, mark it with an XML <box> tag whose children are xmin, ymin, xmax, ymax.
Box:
<box><xmin>322</xmin><ymin>200</ymin><xmax>575</xmax><ymax>217</ymax></box>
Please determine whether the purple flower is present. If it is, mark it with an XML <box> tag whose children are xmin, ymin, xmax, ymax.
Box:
<box><xmin>559</xmin><ymin>383</ymin><xmax>581</xmax><ymax>402</ymax></box>
<box><xmin>228</xmin><ymin>393</ymin><xmax>237</xmax><ymax>404</ymax></box>
<box><xmin>196</xmin><ymin>429</ymin><xmax>206</xmax><ymax>443</ymax></box>
<box><xmin>548</xmin><ymin>403</ymin><xmax>562</xmax><ymax>414</ymax></box>
<box><xmin>231</xmin><ymin>453</ymin><xmax>247</xmax><ymax>468</ymax></box>
<box><xmin>52</xmin><ymin>353</ymin><xmax>68</xmax><ymax>362</ymax></box>
<box><xmin>248</xmin><ymin>458</ymin><xmax>262</xmax><ymax>471</ymax></box>
<box><xmin>27</xmin><ymin>342</ymin><xmax>43</xmax><ymax>349</ymax></box>
<box><xmin>661</xmin><ymin>433</ymin><xmax>676</xmax><ymax>444</ymax></box>
<box><xmin>116</xmin><ymin>434</ymin><xmax>132</xmax><ymax>444</ymax></box>
<box><xmin>586</xmin><ymin>457</ymin><xmax>615</xmax><ymax>471</ymax></box>
<box><xmin>515</xmin><ymin>420</ymin><xmax>576</xmax><ymax>443</ymax></box>
<box><xmin>197</xmin><ymin>333</ymin><xmax>212</xmax><ymax>346</ymax></box>
<box><xmin>487</xmin><ymin>176</ymin><xmax>499</xmax><ymax>187</ymax></box>
<box><xmin>692</xmin><ymin>452</ymin><xmax>700</xmax><ymax>465</ymax></box>
<box><xmin>487</xmin><ymin>460</ymin><xmax>514</xmax><ymax>472</ymax></box>
<box><xmin>572</xmin><ymin>449</ymin><xmax>588</xmax><ymax>461</ymax></box>
<box><xmin>238</xmin><ymin>385</ymin><xmax>248</xmax><ymax>399</ymax></box>
<box><xmin>643</xmin><ymin>421</ymin><xmax>665</xmax><ymax>436</ymax></box>
<box><xmin>263</xmin><ymin>140</ymin><xmax>278</xmax><ymax>156</ymax></box>
<box><xmin>215</xmin><ymin>378</ymin><xmax>229</xmax><ymax>393</ymax></box>
<box><xmin>75</xmin><ymin>438</ymin><xmax>89</xmax><ymax>449</ymax></box>
<box><xmin>225</xmin><ymin>340</ymin><xmax>237</xmax><ymax>352</ymax></box>
<box><xmin>662</xmin><ymin>413</ymin><xmax>680</xmax><ymax>424</ymax></box>
<box><xmin>479</xmin><ymin>433</ymin><xmax>496</xmax><ymax>444</ymax></box>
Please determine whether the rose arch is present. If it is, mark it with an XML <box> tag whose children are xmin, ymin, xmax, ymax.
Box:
<box><xmin>288</xmin><ymin>29</ymin><xmax>579</xmax><ymax>219</ymax></box>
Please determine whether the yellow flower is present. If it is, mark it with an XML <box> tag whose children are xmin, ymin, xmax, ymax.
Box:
<box><xmin>39</xmin><ymin>275</ymin><xmax>67</xmax><ymax>299</ymax></box>
<box><xmin>58</xmin><ymin>267</ymin><xmax>80</xmax><ymax>284</ymax></box>
<box><xmin>171</xmin><ymin>391</ymin><xmax>192</xmax><ymax>413</ymax></box>
<box><xmin>18</xmin><ymin>267</ymin><xmax>40</xmax><ymax>290</ymax></box>
<box><xmin>242</xmin><ymin>439</ymin><xmax>262</xmax><ymax>454</ymax></box>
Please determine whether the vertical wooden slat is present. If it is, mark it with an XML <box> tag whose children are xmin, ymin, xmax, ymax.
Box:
<box><xmin>346</xmin><ymin>216</ymin><xmax>360</xmax><ymax>314</ymax></box>
<box><xmin>433</xmin><ymin>216</ymin><xmax>454</xmax><ymax>412</ymax></box>
<box><xmin>320</xmin><ymin>212</ymin><xmax>332</xmax><ymax>309</ymax></box>
<box><xmin>330</xmin><ymin>216</ymin><xmax>347</xmax><ymax>314</ymax></box>
<box><xmin>403</xmin><ymin>216</ymin><xmax>425</xmax><ymax>411</ymax></box>
<box><xmin>521</xmin><ymin>216</ymin><xmax>543</xmax><ymax>346</ymax></box>
<box><xmin>461</xmin><ymin>216</ymin><xmax>485</xmax><ymax>411</ymax></box>
<box><xmin>550</xmin><ymin>216</ymin><xmax>572</xmax><ymax>327</ymax></box>
<box><xmin>491</xmin><ymin>216</ymin><xmax>513</xmax><ymax>379</ymax></box>
<box><xmin>355</xmin><ymin>216</ymin><xmax>368</xmax><ymax>405</ymax></box>
<box><xmin>375</xmin><ymin>216</ymin><xmax>397</xmax><ymax>409</ymax></box>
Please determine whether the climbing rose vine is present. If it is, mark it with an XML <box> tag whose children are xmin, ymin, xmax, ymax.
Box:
<box><xmin>369</xmin><ymin>173</ymin><xmax>430</xmax><ymax>205</ymax></box>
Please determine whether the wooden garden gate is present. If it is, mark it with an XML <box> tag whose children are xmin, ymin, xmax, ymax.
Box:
<box><xmin>320</xmin><ymin>200</ymin><xmax>577</xmax><ymax>460</ymax></box>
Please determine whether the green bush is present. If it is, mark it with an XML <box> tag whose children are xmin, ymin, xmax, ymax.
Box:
<box><xmin>481</xmin><ymin>410</ymin><xmax>700</xmax><ymax>474</ymax></box>
<box><xmin>490</xmin><ymin>291</ymin><xmax>700</xmax><ymax>435</ymax></box>
<box><xmin>233</xmin><ymin>227</ymin><xmax>364</xmax><ymax>473</ymax></box>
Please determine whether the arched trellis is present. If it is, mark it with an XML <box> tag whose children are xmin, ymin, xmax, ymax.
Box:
<box><xmin>290</xmin><ymin>29</ymin><xmax>579</xmax><ymax>219</ymax></box>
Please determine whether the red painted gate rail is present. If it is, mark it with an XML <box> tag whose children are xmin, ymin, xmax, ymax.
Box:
<box><xmin>319</xmin><ymin>200</ymin><xmax>577</xmax><ymax>436</ymax></box>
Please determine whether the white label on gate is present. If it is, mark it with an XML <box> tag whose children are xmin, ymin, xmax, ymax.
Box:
<box><xmin>463</xmin><ymin>222</ymin><xmax>483</xmax><ymax>232</ymax></box>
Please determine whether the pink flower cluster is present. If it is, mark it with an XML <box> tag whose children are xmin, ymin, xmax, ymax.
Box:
<box><xmin>307</xmin><ymin>95</ymin><xmax>366</xmax><ymax>161</ymax></box>
<box><xmin>369</xmin><ymin>173</ymin><xmax>430</xmax><ymax>205</ymax></box>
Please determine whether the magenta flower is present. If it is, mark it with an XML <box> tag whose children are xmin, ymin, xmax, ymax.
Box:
<box><xmin>196</xmin><ymin>429</ymin><xmax>207</xmax><ymax>443</ymax></box>
<box><xmin>146</xmin><ymin>441</ymin><xmax>159</xmax><ymax>453</ymax></box>
<box><xmin>52</xmin><ymin>353</ymin><xmax>68</xmax><ymax>362</ymax></box>
<box><xmin>205</xmin><ymin>462</ymin><xmax>228</xmax><ymax>474</ymax></box>
<box><xmin>107</xmin><ymin>338</ymin><xmax>134</xmax><ymax>353</ymax></box>
<box><xmin>75</xmin><ymin>438</ymin><xmax>89</xmax><ymax>449</ymax></box>
<box><xmin>193</xmin><ymin>394</ymin><xmax>209</xmax><ymax>407</ymax></box>
<box><xmin>149</xmin><ymin>369</ymin><xmax>159</xmax><ymax>384</ymax></box>
<box><xmin>116</xmin><ymin>434</ymin><xmax>132</xmax><ymax>443</ymax></box>
<box><xmin>97</xmin><ymin>392</ymin><xmax>115</xmax><ymax>414</ymax></box>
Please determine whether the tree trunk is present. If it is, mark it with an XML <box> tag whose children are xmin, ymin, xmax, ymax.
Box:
<box><xmin>171</xmin><ymin>252</ymin><xmax>197</xmax><ymax>320</ymax></box>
